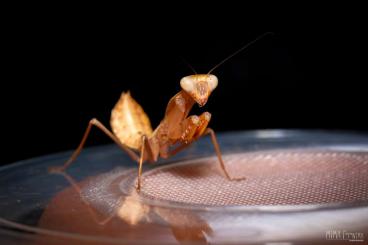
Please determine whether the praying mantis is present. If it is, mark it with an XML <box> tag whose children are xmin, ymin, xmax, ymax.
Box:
<box><xmin>50</xmin><ymin>32</ymin><xmax>273</xmax><ymax>191</ymax></box>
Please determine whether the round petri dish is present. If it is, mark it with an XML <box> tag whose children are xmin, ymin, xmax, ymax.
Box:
<box><xmin>0</xmin><ymin>130</ymin><xmax>367</xmax><ymax>244</ymax></box>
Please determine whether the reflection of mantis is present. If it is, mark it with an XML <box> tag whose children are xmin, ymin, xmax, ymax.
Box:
<box><xmin>54</xmin><ymin>171</ymin><xmax>213</xmax><ymax>244</ymax></box>
<box><xmin>50</xmin><ymin>32</ymin><xmax>272</xmax><ymax>190</ymax></box>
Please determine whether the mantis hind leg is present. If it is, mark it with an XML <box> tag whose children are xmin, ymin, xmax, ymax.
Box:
<box><xmin>136</xmin><ymin>135</ymin><xmax>159</xmax><ymax>191</ymax></box>
<box><xmin>49</xmin><ymin>118</ymin><xmax>139</xmax><ymax>173</ymax></box>
<box><xmin>137</xmin><ymin>135</ymin><xmax>146</xmax><ymax>192</ymax></box>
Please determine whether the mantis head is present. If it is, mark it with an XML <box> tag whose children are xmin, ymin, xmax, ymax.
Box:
<box><xmin>179</xmin><ymin>33</ymin><xmax>273</xmax><ymax>107</ymax></box>
<box><xmin>180</xmin><ymin>74</ymin><xmax>218</xmax><ymax>107</ymax></box>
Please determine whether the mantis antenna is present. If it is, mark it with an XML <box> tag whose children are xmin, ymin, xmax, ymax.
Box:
<box><xmin>207</xmin><ymin>32</ymin><xmax>274</xmax><ymax>74</ymax></box>
<box><xmin>180</xmin><ymin>56</ymin><xmax>198</xmax><ymax>74</ymax></box>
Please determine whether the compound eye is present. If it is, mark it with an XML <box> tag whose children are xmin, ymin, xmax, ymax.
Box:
<box><xmin>208</xmin><ymin>75</ymin><xmax>218</xmax><ymax>91</ymax></box>
<box><xmin>180</xmin><ymin>76</ymin><xmax>195</xmax><ymax>93</ymax></box>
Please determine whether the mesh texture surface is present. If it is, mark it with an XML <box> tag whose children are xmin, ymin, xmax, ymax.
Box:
<box><xmin>139</xmin><ymin>150</ymin><xmax>368</xmax><ymax>206</ymax></box>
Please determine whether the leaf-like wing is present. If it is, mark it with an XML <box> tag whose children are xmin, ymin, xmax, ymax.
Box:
<box><xmin>110</xmin><ymin>91</ymin><xmax>153</xmax><ymax>150</ymax></box>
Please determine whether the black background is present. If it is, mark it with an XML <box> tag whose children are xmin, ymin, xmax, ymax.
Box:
<box><xmin>1</xmin><ymin>5</ymin><xmax>367</xmax><ymax>166</ymax></box>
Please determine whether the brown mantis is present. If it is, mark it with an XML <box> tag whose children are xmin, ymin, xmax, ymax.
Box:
<box><xmin>50</xmin><ymin>32</ymin><xmax>273</xmax><ymax>191</ymax></box>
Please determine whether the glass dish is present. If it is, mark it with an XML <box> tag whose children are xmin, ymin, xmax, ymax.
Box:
<box><xmin>0</xmin><ymin>130</ymin><xmax>367</xmax><ymax>244</ymax></box>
